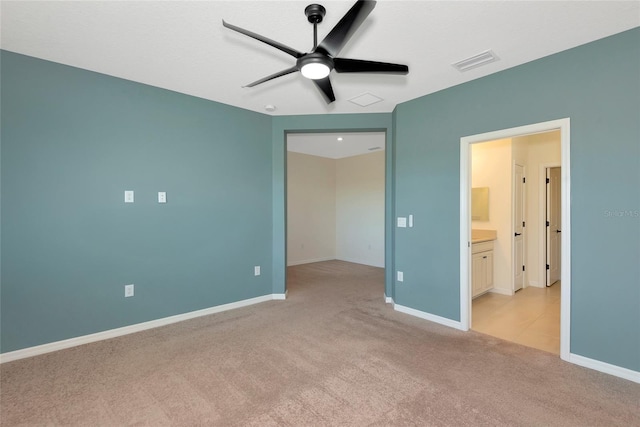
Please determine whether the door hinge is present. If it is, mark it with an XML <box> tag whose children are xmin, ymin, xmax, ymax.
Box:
<box><xmin>546</xmin><ymin>178</ymin><xmax>550</xmax><ymax>184</ymax></box>
<box><xmin>523</xmin><ymin>177</ymin><xmax>526</xmax><ymax>183</ymax></box>
<box><xmin>546</xmin><ymin>221</ymin><xmax>550</xmax><ymax>227</ymax></box>
<box><xmin>522</xmin><ymin>265</ymin><xmax>525</xmax><ymax>272</ymax></box>
<box><xmin>546</xmin><ymin>264</ymin><xmax>550</xmax><ymax>270</ymax></box>
<box><xmin>523</xmin><ymin>221</ymin><xmax>525</xmax><ymax>227</ymax></box>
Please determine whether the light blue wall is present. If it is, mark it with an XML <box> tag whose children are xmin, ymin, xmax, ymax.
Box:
<box><xmin>1</xmin><ymin>51</ymin><xmax>273</xmax><ymax>352</ymax></box>
<box><xmin>393</xmin><ymin>28</ymin><xmax>640</xmax><ymax>371</ymax></box>
<box><xmin>271</xmin><ymin>114</ymin><xmax>394</xmax><ymax>298</ymax></box>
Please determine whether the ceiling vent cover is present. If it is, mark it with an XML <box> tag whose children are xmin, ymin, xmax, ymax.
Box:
<box><xmin>452</xmin><ymin>50</ymin><xmax>499</xmax><ymax>72</ymax></box>
<box><xmin>348</xmin><ymin>92</ymin><xmax>384</xmax><ymax>107</ymax></box>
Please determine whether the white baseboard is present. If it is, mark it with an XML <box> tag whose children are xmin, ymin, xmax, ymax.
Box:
<box><xmin>394</xmin><ymin>304</ymin><xmax>465</xmax><ymax>331</ymax></box>
<box><xmin>0</xmin><ymin>294</ymin><xmax>285</xmax><ymax>364</ymax></box>
<box><xmin>384</xmin><ymin>294</ymin><xmax>394</xmax><ymax>304</ymax></box>
<box><xmin>568</xmin><ymin>353</ymin><xmax>640</xmax><ymax>384</ymax></box>
<box><xmin>528</xmin><ymin>280</ymin><xmax>544</xmax><ymax>288</ymax></box>
<box><xmin>335</xmin><ymin>257</ymin><xmax>384</xmax><ymax>269</ymax></box>
<box><xmin>489</xmin><ymin>288</ymin><xmax>513</xmax><ymax>296</ymax></box>
<box><xmin>287</xmin><ymin>257</ymin><xmax>334</xmax><ymax>266</ymax></box>
<box><xmin>272</xmin><ymin>291</ymin><xmax>287</xmax><ymax>300</ymax></box>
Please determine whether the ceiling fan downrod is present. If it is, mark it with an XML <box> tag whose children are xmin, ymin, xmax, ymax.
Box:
<box><xmin>305</xmin><ymin>4</ymin><xmax>326</xmax><ymax>50</ymax></box>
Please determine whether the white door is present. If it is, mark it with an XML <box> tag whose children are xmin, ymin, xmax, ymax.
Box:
<box><xmin>546</xmin><ymin>167</ymin><xmax>561</xmax><ymax>285</ymax></box>
<box><xmin>513</xmin><ymin>164</ymin><xmax>525</xmax><ymax>292</ymax></box>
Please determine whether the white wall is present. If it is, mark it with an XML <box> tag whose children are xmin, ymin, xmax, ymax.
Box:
<box><xmin>287</xmin><ymin>152</ymin><xmax>336</xmax><ymax>265</ymax></box>
<box><xmin>513</xmin><ymin>131</ymin><xmax>561</xmax><ymax>287</ymax></box>
<box><xmin>472</xmin><ymin>138</ymin><xmax>512</xmax><ymax>294</ymax></box>
<box><xmin>336</xmin><ymin>151</ymin><xmax>385</xmax><ymax>267</ymax></box>
<box><xmin>287</xmin><ymin>151</ymin><xmax>385</xmax><ymax>267</ymax></box>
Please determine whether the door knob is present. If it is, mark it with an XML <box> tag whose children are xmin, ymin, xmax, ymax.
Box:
<box><xmin>515</xmin><ymin>232</ymin><xmax>522</xmax><ymax>236</ymax></box>
<box><xmin>556</xmin><ymin>229</ymin><xmax>562</xmax><ymax>233</ymax></box>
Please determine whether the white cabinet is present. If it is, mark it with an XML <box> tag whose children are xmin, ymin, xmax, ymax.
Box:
<box><xmin>472</xmin><ymin>241</ymin><xmax>494</xmax><ymax>298</ymax></box>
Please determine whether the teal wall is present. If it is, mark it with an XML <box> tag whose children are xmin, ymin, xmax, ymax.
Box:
<box><xmin>393</xmin><ymin>28</ymin><xmax>640</xmax><ymax>371</ymax></box>
<box><xmin>1</xmin><ymin>51</ymin><xmax>273</xmax><ymax>352</ymax></box>
<box><xmin>271</xmin><ymin>114</ymin><xmax>394</xmax><ymax>298</ymax></box>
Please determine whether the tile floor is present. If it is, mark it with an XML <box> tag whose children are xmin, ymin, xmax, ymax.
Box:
<box><xmin>472</xmin><ymin>282</ymin><xmax>561</xmax><ymax>354</ymax></box>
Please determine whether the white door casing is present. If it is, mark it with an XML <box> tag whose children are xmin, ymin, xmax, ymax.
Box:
<box><xmin>460</xmin><ymin>117</ymin><xmax>571</xmax><ymax>362</ymax></box>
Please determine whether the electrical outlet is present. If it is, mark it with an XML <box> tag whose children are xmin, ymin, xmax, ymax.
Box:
<box><xmin>124</xmin><ymin>190</ymin><xmax>134</xmax><ymax>203</ymax></box>
<box><xmin>397</xmin><ymin>271</ymin><xmax>404</xmax><ymax>282</ymax></box>
<box><xmin>254</xmin><ymin>266</ymin><xmax>261</xmax><ymax>276</ymax></box>
<box><xmin>125</xmin><ymin>284</ymin><xmax>134</xmax><ymax>297</ymax></box>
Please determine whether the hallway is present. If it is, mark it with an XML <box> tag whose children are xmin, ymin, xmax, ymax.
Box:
<box><xmin>472</xmin><ymin>283</ymin><xmax>561</xmax><ymax>354</ymax></box>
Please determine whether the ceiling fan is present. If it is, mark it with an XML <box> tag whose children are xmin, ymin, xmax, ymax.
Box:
<box><xmin>222</xmin><ymin>0</ymin><xmax>409</xmax><ymax>104</ymax></box>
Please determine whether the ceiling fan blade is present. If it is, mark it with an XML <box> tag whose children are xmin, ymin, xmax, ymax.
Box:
<box><xmin>223</xmin><ymin>20</ymin><xmax>304</xmax><ymax>58</ymax></box>
<box><xmin>316</xmin><ymin>0</ymin><xmax>376</xmax><ymax>57</ymax></box>
<box><xmin>334</xmin><ymin>58</ymin><xmax>408</xmax><ymax>74</ymax></box>
<box><xmin>243</xmin><ymin>66</ymin><xmax>299</xmax><ymax>88</ymax></box>
<box><xmin>313</xmin><ymin>77</ymin><xmax>336</xmax><ymax>104</ymax></box>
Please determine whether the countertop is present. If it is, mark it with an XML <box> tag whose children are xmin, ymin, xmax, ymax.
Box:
<box><xmin>471</xmin><ymin>229</ymin><xmax>497</xmax><ymax>243</ymax></box>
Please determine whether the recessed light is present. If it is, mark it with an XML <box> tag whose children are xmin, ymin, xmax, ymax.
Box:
<box><xmin>264</xmin><ymin>104</ymin><xmax>277</xmax><ymax>112</ymax></box>
<box><xmin>337</xmin><ymin>137</ymin><xmax>343</xmax><ymax>141</ymax></box>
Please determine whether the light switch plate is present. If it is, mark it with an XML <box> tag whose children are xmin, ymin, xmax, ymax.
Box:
<box><xmin>409</xmin><ymin>215</ymin><xmax>414</xmax><ymax>227</ymax></box>
<box><xmin>254</xmin><ymin>266</ymin><xmax>261</xmax><ymax>276</ymax></box>
<box><xmin>158</xmin><ymin>192</ymin><xmax>167</xmax><ymax>203</ymax></box>
<box><xmin>124</xmin><ymin>191</ymin><xmax>134</xmax><ymax>203</ymax></box>
<box><xmin>397</xmin><ymin>271</ymin><xmax>404</xmax><ymax>282</ymax></box>
<box><xmin>397</xmin><ymin>217</ymin><xmax>407</xmax><ymax>228</ymax></box>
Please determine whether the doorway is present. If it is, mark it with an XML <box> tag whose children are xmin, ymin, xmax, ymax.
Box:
<box><xmin>285</xmin><ymin>131</ymin><xmax>386</xmax><ymax>273</ymax></box>
<box><xmin>460</xmin><ymin>119</ymin><xmax>571</xmax><ymax>361</ymax></box>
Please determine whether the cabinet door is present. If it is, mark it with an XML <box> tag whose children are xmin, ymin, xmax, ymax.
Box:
<box><xmin>483</xmin><ymin>251</ymin><xmax>493</xmax><ymax>292</ymax></box>
<box><xmin>472</xmin><ymin>252</ymin><xmax>485</xmax><ymax>297</ymax></box>
<box><xmin>472</xmin><ymin>250</ymin><xmax>494</xmax><ymax>297</ymax></box>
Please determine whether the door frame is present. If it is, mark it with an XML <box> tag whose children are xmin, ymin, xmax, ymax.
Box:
<box><xmin>459</xmin><ymin>118</ymin><xmax>571</xmax><ymax>361</ymax></box>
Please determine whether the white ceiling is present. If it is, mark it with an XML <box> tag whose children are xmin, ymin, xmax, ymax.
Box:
<box><xmin>288</xmin><ymin>131</ymin><xmax>385</xmax><ymax>158</ymax></box>
<box><xmin>1</xmin><ymin>1</ymin><xmax>638</xmax><ymax>117</ymax></box>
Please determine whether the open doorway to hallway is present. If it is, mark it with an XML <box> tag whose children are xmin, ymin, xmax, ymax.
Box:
<box><xmin>285</xmin><ymin>132</ymin><xmax>386</xmax><ymax>281</ymax></box>
<box><xmin>460</xmin><ymin>119</ymin><xmax>571</xmax><ymax>360</ymax></box>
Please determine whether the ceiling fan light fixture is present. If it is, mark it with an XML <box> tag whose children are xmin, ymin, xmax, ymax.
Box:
<box><xmin>301</xmin><ymin>62</ymin><xmax>331</xmax><ymax>80</ymax></box>
<box><xmin>297</xmin><ymin>52</ymin><xmax>333</xmax><ymax>80</ymax></box>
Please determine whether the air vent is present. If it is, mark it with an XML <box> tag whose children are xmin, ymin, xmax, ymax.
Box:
<box><xmin>348</xmin><ymin>92</ymin><xmax>383</xmax><ymax>107</ymax></box>
<box><xmin>452</xmin><ymin>50</ymin><xmax>499</xmax><ymax>72</ymax></box>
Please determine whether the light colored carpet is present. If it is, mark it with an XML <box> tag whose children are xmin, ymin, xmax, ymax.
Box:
<box><xmin>1</xmin><ymin>260</ymin><xmax>639</xmax><ymax>426</ymax></box>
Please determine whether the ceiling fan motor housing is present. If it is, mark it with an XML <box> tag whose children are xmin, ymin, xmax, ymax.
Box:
<box><xmin>297</xmin><ymin>52</ymin><xmax>334</xmax><ymax>79</ymax></box>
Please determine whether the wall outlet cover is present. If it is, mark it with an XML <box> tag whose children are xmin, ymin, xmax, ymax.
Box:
<box><xmin>125</xmin><ymin>284</ymin><xmax>134</xmax><ymax>297</ymax></box>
